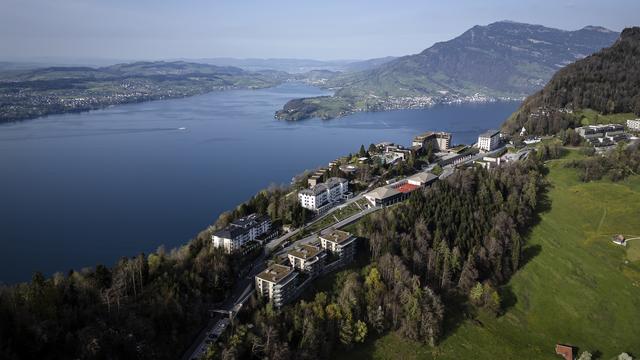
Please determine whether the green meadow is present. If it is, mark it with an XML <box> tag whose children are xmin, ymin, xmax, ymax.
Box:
<box><xmin>340</xmin><ymin>154</ymin><xmax>640</xmax><ymax>359</ymax></box>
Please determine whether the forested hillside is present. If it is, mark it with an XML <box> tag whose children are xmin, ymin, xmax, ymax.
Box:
<box><xmin>503</xmin><ymin>27</ymin><xmax>640</xmax><ymax>135</ymax></box>
<box><xmin>0</xmin><ymin>236</ymin><xmax>237</xmax><ymax>360</ymax></box>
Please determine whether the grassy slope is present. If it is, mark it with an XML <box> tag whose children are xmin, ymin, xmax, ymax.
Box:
<box><xmin>575</xmin><ymin>109</ymin><xmax>637</xmax><ymax>126</ymax></box>
<box><xmin>340</xmin><ymin>154</ymin><xmax>640</xmax><ymax>360</ymax></box>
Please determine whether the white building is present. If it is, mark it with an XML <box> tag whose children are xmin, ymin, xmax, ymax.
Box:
<box><xmin>627</xmin><ymin>119</ymin><xmax>640</xmax><ymax>131</ymax></box>
<box><xmin>478</xmin><ymin>130</ymin><xmax>501</xmax><ymax>152</ymax></box>
<box><xmin>255</xmin><ymin>264</ymin><xmax>299</xmax><ymax>307</ymax></box>
<box><xmin>298</xmin><ymin>177</ymin><xmax>348</xmax><ymax>212</ymax></box>
<box><xmin>212</xmin><ymin>213</ymin><xmax>271</xmax><ymax>253</ymax></box>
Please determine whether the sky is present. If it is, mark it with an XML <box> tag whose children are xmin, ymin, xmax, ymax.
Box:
<box><xmin>1</xmin><ymin>0</ymin><xmax>639</xmax><ymax>62</ymax></box>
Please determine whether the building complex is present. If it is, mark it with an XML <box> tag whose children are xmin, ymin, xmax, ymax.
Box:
<box><xmin>212</xmin><ymin>213</ymin><xmax>272</xmax><ymax>253</ymax></box>
<box><xmin>576</xmin><ymin>124</ymin><xmax>625</xmax><ymax>139</ymax></box>
<box><xmin>256</xmin><ymin>230</ymin><xmax>359</xmax><ymax>307</ymax></box>
<box><xmin>576</xmin><ymin>124</ymin><xmax>627</xmax><ymax>148</ymax></box>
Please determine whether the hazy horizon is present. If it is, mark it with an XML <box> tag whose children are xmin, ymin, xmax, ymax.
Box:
<box><xmin>1</xmin><ymin>0</ymin><xmax>639</xmax><ymax>63</ymax></box>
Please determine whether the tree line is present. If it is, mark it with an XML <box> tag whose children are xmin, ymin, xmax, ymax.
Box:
<box><xmin>567</xmin><ymin>142</ymin><xmax>640</xmax><ymax>182</ymax></box>
<box><xmin>0</xmin><ymin>235</ymin><xmax>239</xmax><ymax>359</ymax></box>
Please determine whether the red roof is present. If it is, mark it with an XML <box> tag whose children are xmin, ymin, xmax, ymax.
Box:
<box><xmin>397</xmin><ymin>183</ymin><xmax>420</xmax><ymax>194</ymax></box>
<box><xmin>555</xmin><ymin>344</ymin><xmax>574</xmax><ymax>360</ymax></box>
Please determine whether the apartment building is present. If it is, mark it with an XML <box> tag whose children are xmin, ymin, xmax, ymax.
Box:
<box><xmin>255</xmin><ymin>264</ymin><xmax>299</xmax><ymax>307</ymax></box>
<box><xmin>298</xmin><ymin>177</ymin><xmax>349</xmax><ymax>212</ymax></box>
<box><xmin>287</xmin><ymin>244</ymin><xmax>326</xmax><ymax>276</ymax></box>
<box><xmin>319</xmin><ymin>229</ymin><xmax>357</xmax><ymax>262</ymax></box>
<box><xmin>212</xmin><ymin>213</ymin><xmax>271</xmax><ymax>253</ymax></box>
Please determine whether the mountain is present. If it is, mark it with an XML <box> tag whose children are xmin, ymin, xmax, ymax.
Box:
<box><xmin>192</xmin><ymin>58</ymin><xmax>351</xmax><ymax>73</ymax></box>
<box><xmin>341</xmin><ymin>56</ymin><xmax>397</xmax><ymax>72</ymax></box>
<box><xmin>502</xmin><ymin>27</ymin><xmax>640</xmax><ymax>135</ymax></box>
<box><xmin>276</xmin><ymin>21</ymin><xmax>619</xmax><ymax>121</ymax></box>
<box><xmin>334</xmin><ymin>21</ymin><xmax>619</xmax><ymax>98</ymax></box>
<box><xmin>0</xmin><ymin>61</ymin><xmax>287</xmax><ymax>123</ymax></box>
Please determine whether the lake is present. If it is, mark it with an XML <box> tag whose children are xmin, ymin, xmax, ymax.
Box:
<box><xmin>0</xmin><ymin>83</ymin><xmax>519</xmax><ymax>283</ymax></box>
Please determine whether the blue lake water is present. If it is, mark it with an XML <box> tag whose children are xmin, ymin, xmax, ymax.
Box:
<box><xmin>0</xmin><ymin>83</ymin><xmax>519</xmax><ymax>283</ymax></box>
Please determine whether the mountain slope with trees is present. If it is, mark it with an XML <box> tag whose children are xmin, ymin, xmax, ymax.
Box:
<box><xmin>502</xmin><ymin>27</ymin><xmax>640</xmax><ymax>135</ymax></box>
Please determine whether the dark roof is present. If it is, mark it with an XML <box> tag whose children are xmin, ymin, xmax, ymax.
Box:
<box><xmin>214</xmin><ymin>213</ymin><xmax>270</xmax><ymax>239</ymax></box>
<box><xmin>230</xmin><ymin>213</ymin><xmax>270</xmax><ymax>228</ymax></box>
<box><xmin>213</xmin><ymin>226</ymin><xmax>247</xmax><ymax>239</ymax></box>
<box><xmin>479</xmin><ymin>129</ymin><xmax>500</xmax><ymax>138</ymax></box>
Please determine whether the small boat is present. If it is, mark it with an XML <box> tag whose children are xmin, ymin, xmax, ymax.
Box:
<box><xmin>177</xmin><ymin>127</ymin><xmax>187</xmax><ymax>131</ymax></box>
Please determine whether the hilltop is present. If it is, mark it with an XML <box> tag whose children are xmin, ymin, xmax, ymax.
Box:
<box><xmin>502</xmin><ymin>27</ymin><xmax>640</xmax><ymax>135</ymax></box>
<box><xmin>276</xmin><ymin>21</ymin><xmax>619</xmax><ymax>121</ymax></box>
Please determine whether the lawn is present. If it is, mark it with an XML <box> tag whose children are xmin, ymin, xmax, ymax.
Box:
<box><xmin>575</xmin><ymin>108</ymin><xmax>636</xmax><ymax>126</ymax></box>
<box><xmin>338</xmin><ymin>156</ymin><xmax>640</xmax><ymax>360</ymax></box>
<box><xmin>304</xmin><ymin>201</ymin><xmax>364</xmax><ymax>235</ymax></box>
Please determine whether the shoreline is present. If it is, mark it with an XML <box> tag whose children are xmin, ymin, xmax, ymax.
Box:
<box><xmin>0</xmin><ymin>83</ymin><xmax>280</xmax><ymax>125</ymax></box>
<box><xmin>275</xmin><ymin>93</ymin><xmax>525</xmax><ymax>121</ymax></box>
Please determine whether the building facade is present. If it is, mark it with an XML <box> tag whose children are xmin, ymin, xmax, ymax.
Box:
<box><xmin>212</xmin><ymin>213</ymin><xmax>271</xmax><ymax>253</ymax></box>
<box><xmin>412</xmin><ymin>131</ymin><xmax>452</xmax><ymax>151</ymax></box>
<box><xmin>477</xmin><ymin>130</ymin><xmax>501</xmax><ymax>152</ymax></box>
<box><xmin>255</xmin><ymin>264</ymin><xmax>299</xmax><ymax>307</ymax></box>
<box><xmin>320</xmin><ymin>229</ymin><xmax>357</xmax><ymax>263</ymax></box>
<box><xmin>298</xmin><ymin>177</ymin><xmax>349</xmax><ymax>212</ymax></box>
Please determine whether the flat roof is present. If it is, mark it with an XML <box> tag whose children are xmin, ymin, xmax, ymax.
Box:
<box><xmin>320</xmin><ymin>229</ymin><xmax>354</xmax><ymax>245</ymax></box>
<box><xmin>288</xmin><ymin>244</ymin><xmax>322</xmax><ymax>260</ymax></box>
<box><xmin>256</xmin><ymin>264</ymin><xmax>294</xmax><ymax>283</ymax></box>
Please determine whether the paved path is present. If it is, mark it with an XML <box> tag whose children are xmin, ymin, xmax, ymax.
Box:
<box><xmin>181</xmin><ymin>254</ymin><xmax>266</xmax><ymax>360</ymax></box>
<box><xmin>266</xmin><ymin>193</ymin><xmax>365</xmax><ymax>252</ymax></box>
